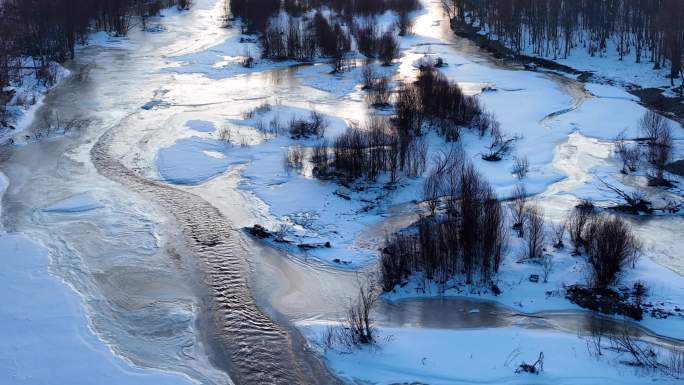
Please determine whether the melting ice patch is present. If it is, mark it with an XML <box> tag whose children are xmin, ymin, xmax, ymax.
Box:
<box><xmin>42</xmin><ymin>192</ymin><xmax>104</xmax><ymax>213</ymax></box>
<box><xmin>585</xmin><ymin>83</ymin><xmax>640</xmax><ymax>101</ymax></box>
<box><xmin>185</xmin><ymin>119</ymin><xmax>216</xmax><ymax>133</ymax></box>
<box><xmin>157</xmin><ymin>136</ymin><xmax>239</xmax><ymax>185</ymax></box>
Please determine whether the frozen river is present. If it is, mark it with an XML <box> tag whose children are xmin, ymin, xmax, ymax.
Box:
<box><xmin>1</xmin><ymin>0</ymin><xmax>682</xmax><ymax>384</ymax></box>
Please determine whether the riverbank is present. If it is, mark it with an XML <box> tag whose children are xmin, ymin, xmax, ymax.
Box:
<box><xmin>450</xmin><ymin>18</ymin><xmax>684</xmax><ymax>127</ymax></box>
<box><xmin>0</xmin><ymin>60</ymin><xmax>70</xmax><ymax>145</ymax></box>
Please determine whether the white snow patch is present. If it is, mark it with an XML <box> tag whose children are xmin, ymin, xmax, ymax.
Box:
<box><xmin>585</xmin><ymin>83</ymin><xmax>640</xmax><ymax>101</ymax></box>
<box><xmin>83</xmin><ymin>31</ymin><xmax>137</xmax><ymax>50</ymax></box>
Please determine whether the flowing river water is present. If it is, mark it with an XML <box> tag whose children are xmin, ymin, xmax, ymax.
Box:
<box><xmin>1</xmin><ymin>0</ymin><xmax>682</xmax><ymax>384</ymax></box>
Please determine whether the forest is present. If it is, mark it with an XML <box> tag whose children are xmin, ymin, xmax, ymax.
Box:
<box><xmin>444</xmin><ymin>0</ymin><xmax>684</xmax><ymax>85</ymax></box>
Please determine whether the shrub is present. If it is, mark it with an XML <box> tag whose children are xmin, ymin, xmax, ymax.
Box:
<box><xmin>378</xmin><ymin>31</ymin><xmax>400</xmax><ymax>65</ymax></box>
<box><xmin>361</xmin><ymin>65</ymin><xmax>379</xmax><ymax>90</ymax></box>
<box><xmin>218</xmin><ymin>127</ymin><xmax>233</xmax><ymax>144</ymax></box>
<box><xmin>541</xmin><ymin>254</ymin><xmax>553</xmax><ymax>282</ymax></box>
<box><xmin>396</xmin><ymin>10</ymin><xmax>413</xmax><ymax>36</ymax></box>
<box><xmin>584</xmin><ymin>215</ymin><xmax>641</xmax><ymax>288</ymax></box>
<box><xmin>283</xmin><ymin>145</ymin><xmax>304</xmax><ymax>175</ymax></box>
<box><xmin>324</xmin><ymin>118</ymin><xmax>426</xmax><ymax>182</ymax></box>
<box><xmin>394</xmin><ymin>67</ymin><xmax>486</xmax><ymax>140</ymax></box>
<box><xmin>614</xmin><ymin>131</ymin><xmax>639</xmax><ymax>173</ymax></box>
<box><xmin>551</xmin><ymin>220</ymin><xmax>566</xmax><ymax>249</ymax></box>
<box><xmin>288</xmin><ymin>110</ymin><xmax>328</xmax><ymax>138</ymax></box>
<box><xmin>366</xmin><ymin>75</ymin><xmax>392</xmax><ymax>107</ymax></box>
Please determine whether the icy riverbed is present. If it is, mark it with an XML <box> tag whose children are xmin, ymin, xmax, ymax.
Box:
<box><xmin>0</xmin><ymin>233</ymin><xmax>198</xmax><ymax>385</ymax></box>
<box><xmin>0</xmin><ymin>2</ymin><xmax>238</xmax><ymax>384</ymax></box>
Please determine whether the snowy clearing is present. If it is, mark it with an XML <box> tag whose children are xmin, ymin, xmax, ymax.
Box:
<box><xmin>300</xmin><ymin>321</ymin><xmax>681</xmax><ymax>385</ymax></box>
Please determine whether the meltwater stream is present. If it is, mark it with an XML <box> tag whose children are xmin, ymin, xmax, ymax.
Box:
<box><xmin>2</xmin><ymin>0</ymin><xmax>338</xmax><ymax>383</ymax></box>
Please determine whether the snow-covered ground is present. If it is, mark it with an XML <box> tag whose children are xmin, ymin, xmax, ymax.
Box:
<box><xmin>299</xmin><ymin>321</ymin><xmax>682</xmax><ymax>385</ymax></box>
<box><xmin>468</xmin><ymin>17</ymin><xmax>682</xmax><ymax>94</ymax></box>
<box><xmin>0</xmin><ymin>233</ymin><xmax>197</xmax><ymax>385</ymax></box>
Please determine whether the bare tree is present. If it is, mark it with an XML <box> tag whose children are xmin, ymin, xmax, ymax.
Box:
<box><xmin>510</xmin><ymin>184</ymin><xmax>527</xmax><ymax>237</ymax></box>
<box><xmin>311</xmin><ymin>140</ymin><xmax>329</xmax><ymax>175</ymax></box>
<box><xmin>567</xmin><ymin>202</ymin><xmax>595</xmax><ymax>255</ymax></box>
<box><xmin>382</xmin><ymin>156</ymin><xmax>506</xmax><ymax>291</ymax></box>
<box><xmin>598</xmin><ymin>178</ymin><xmax>652</xmax><ymax>214</ymax></box>
<box><xmin>551</xmin><ymin>220</ymin><xmax>566</xmax><ymax>249</ymax></box>
<box><xmin>614</xmin><ymin>131</ymin><xmax>640</xmax><ymax>173</ymax></box>
<box><xmin>512</xmin><ymin>155</ymin><xmax>530</xmax><ymax>180</ymax></box>
<box><xmin>608</xmin><ymin>325</ymin><xmax>659</xmax><ymax>369</ymax></box>
<box><xmin>541</xmin><ymin>254</ymin><xmax>553</xmax><ymax>282</ymax></box>
<box><xmin>524</xmin><ymin>204</ymin><xmax>545</xmax><ymax>259</ymax></box>
<box><xmin>394</xmin><ymin>81</ymin><xmax>424</xmax><ymax>135</ymax></box>
<box><xmin>639</xmin><ymin>110</ymin><xmax>673</xmax><ymax>185</ymax></box>
<box><xmin>483</xmin><ymin>121</ymin><xmax>517</xmax><ymax>161</ymax></box>
<box><xmin>345</xmin><ymin>278</ymin><xmax>378</xmax><ymax>344</ymax></box>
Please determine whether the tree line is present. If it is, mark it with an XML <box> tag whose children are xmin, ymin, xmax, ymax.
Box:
<box><xmin>230</xmin><ymin>0</ymin><xmax>418</xmax><ymax>63</ymax></box>
<box><xmin>445</xmin><ymin>0</ymin><xmax>684</xmax><ymax>85</ymax></box>
<box><xmin>231</xmin><ymin>0</ymin><xmax>419</xmax><ymax>33</ymax></box>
